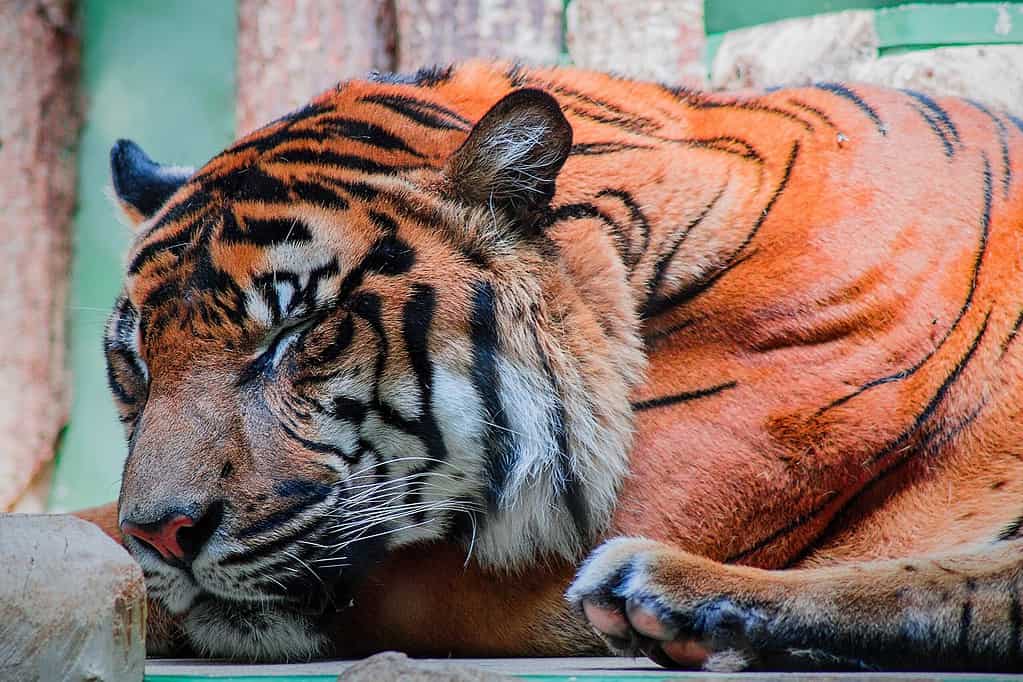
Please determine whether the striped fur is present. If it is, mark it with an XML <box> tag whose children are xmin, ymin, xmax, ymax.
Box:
<box><xmin>92</xmin><ymin>62</ymin><xmax>1023</xmax><ymax>668</ymax></box>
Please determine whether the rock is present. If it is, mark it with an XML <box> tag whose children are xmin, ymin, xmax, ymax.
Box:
<box><xmin>851</xmin><ymin>45</ymin><xmax>1023</xmax><ymax>115</ymax></box>
<box><xmin>709</xmin><ymin>10</ymin><xmax>1023</xmax><ymax>115</ymax></box>
<box><xmin>0</xmin><ymin>514</ymin><xmax>145</xmax><ymax>682</ymax></box>
<box><xmin>710</xmin><ymin>10</ymin><xmax>877</xmax><ymax>90</ymax></box>
<box><xmin>236</xmin><ymin>0</ymin><xmax>396</xmax><ymax>135</ymax></box>
<box><xmin>567</xmin><ymin>0</ymin><xmax>706</xmax><ymax>88</ymax></box>
<box><xmin>342</xmin><ymin>651</ymin><xmax>512</xmax><ymax>682</ymax></box>
<box><xmin>394</xmin><ymin>0</ymin><xmax>563</xmax><ymax>72</ymax></box>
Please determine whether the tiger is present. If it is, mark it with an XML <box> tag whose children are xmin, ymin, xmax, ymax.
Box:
<box><xmin>72</xmin><ymin>60</ymin><xmax>1023</xmax><ymax>671</ymax></box>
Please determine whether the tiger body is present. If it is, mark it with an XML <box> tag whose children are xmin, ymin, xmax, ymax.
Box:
<box><xmin>81</xmin><ymin>62</ymin><xmax>1023</xmax><ymax>669</ymax></box>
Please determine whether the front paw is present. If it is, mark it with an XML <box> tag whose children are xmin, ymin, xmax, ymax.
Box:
<box><xmin>566</xmin><ymin>537</ymin><xmax>766</xmax><ymax>672</ymax></box>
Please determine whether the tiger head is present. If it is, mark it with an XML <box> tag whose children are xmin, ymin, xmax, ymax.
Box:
<box><xmin>105</xmin><ymin>84</ymin><xmax>643</xmax><ymax>659</ymax></box>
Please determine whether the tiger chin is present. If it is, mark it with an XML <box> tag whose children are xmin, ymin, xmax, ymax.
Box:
<box><xmin>80</xmin><ymin>61</ymin><xmax>1023</xmax><ymax>670</ymax></box>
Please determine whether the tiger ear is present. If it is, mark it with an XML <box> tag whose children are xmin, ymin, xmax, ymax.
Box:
<box><xmin>444</xmin><ymin>88</ymin><xmax>572</xmax><ymax>228</ymax></box>
<box><xmin>110</xmin><ymin>139</ymin><xmax>193</xmax><ymax>226</ymax></box>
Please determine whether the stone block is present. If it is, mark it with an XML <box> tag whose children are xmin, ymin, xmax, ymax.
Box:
<box><xmin>567</xmin><ymin>0</ymin><xmax>706</xmax><ymax>88</ymax></box>
<box><xmin>343</xmin><ymin>652</ymin><xmax>511</xmax><ymax>681</ymax></box>
<box><xmin>851</xmin><ymin>45</ymin><xmax>1023</xmax><ymax>115</ymax></box>
<box><xmin>710</xmin><ymin>10</ymin><xmax>877</xmax><ymax>90</ymax></box>
<box><xmin>0</xmin><ymin>514</ymin><xmax>145</xmax><ymax>682</ymax></box>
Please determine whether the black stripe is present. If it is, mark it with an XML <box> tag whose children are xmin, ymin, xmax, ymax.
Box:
<box><xmin>315</xmin><ymin>314</ymin><xmax>355</xmax><ymax>365</ymax></box>
<box><xmin>314</xmin><ymin>176</ymin><xmax>380</xmax><ymax>201</ymax></box>
<box><xmin>903</xmin><ymin>89</ymin><xmax>959</xmax><ymax>158</ymax></box>
<box><xmin>235</xmin><ymin>487</ymin><xmax>330</xmax><ymax>540</ymax></box>
<box><xmin>820</xmin><ymin>155</ymin><xmax>992</xmax><ymax>415</ymax></box>
<box><xmin>596</xmin><ymin>188</ymin><xmax>650</xmax><ymax>273</ymax></box>
<box><xmin>145</xmin><ymin>187</ymin><xmax>212</xmax><ymax>231</ymax></box>
<box><xmin>282</xmin><ymin>422</ymin><xmax>358</xmax><ymax>463</ymax></box>
<box><xmin>222</xmin><ymin>216</ymin><xmax>313</xmax><ymax>246</ymax></box>
<box><xmin>368</xmin><ymin>209</ymin><xmax>399</xmax><ymax>234</ymax></box>
<box><xmin>362</xmin><ymin>235</ymin><xmax>415</xmax><ymax>276</ymax></box>
<box><xmin>668</xmin><ymin>136</ymin><xmax>764</xmax><ymax>163</ymax></box>
<box><xmin>530</xmin><ymin>321</ymin><xmax>589</xmax><ymax>541</ymax></box>
<box><xmin>104</xmin><ymin>347</ymin><xmax>142</xmax><ymax>406</ymax></box>
<box><xmin>214</xmin><ymin>165</ymin><xmax>294</xmax><ymax>203</ymax></box>
<box><xmin>570</xmin><ymin>142</ymin><xmax>653</xmax><ymax>156</ymax></box>
<box><xmin>958</xmin><ymin>580</ymin><xmax>975</xmax><ymax>662</ymax></box>
<box><xmin>128</xmin><ymin>216</ymin><xmax>203</xmax><ymax>274</ymax></box>
<box><xmin>469</xmin><ymin>280</ymin><xmax>516</xmax><ymax>511</ymax></box>
<box><xmin>316</xmin><ymin>116</ymin><xmax>425</xmax><ymax>157</ymax></box>
<box><xmin>998</xmin><ymin>514</ymin><xmax>1023</xmax><ymax>541</ymax></box>
<box><xmin>270</xmin><ymin>148</ymin><xmax>415</xmax><ymax>175</ymax></box>
<box><xmin>643</xmin><ymin>184</ymin><xmax>727</xmax><ymax>316</ymax></box>
<box><xmin>814</xmin><ymin>83</ymin><xmax>886</xmax><ymax>135</ymax></box>
<box><xmin>867</xmin><ymin>311</ymin><xmax>991</xmax><ymax>467</ymax></box>
<box><xmin>727</xmin><ymin>491</ymin><xmax>840</xmax><ymax>563</ymax></box>
<box><xmin>966</xmin><ymin>99</ymin><xmax>1012</xmax><ymax>198</ymax></box>
<box><xmin>632</xmin><ymin>381</ymin><xmax>737</xmax><ymax>411</ymax></box>
<box><xmin>1001</xmin><ymin>309</ymin><xmax>1023</xmax><ymax>357</ymax></box>
<box><xmin>291</xmin><ymin>180</ymin><xmax>350</xmax><ymax>210</ymax></box>
<box><xmin>218</xmin><ymin>514</ymin><xmax>328</xmax><ymax>567</ymax></box>
<box><xmin>786</xmin><ymin>98</ymin><xmax>839</xmax><ymax>131</ymax></box>
<box><xmin>230</xmin><ymin>128</ymin><xmax>332</xmax><ymax>156</ymax></box>
<box><xmin>402</xmin><ymin>284</ymin><xmax>448</xmax><ymax>466</ymax></box>
<box><xmin>1010</xmin><ymin>114</ymin><xmax>1023</xmax><ymax>136</ymax></box>
<box><xmin>645</xmin><ymin>142</ymin><xmax>797</xmax><ymax>318</ymax></box>
<box><xmin>785</xmin><ymin>399</ymin><xmax>988</xmax><ymax>569</ymax></box>
<box><xmin>548</xmin><ymin>84</ymin><xmax>662</xmax><ymax>136</ymax></box>
<box><xmin>544</xmin><ymin>202</ymin><xmax>632</xmax><ymax>272</ymax></box>
<box><xmin>643</xmin><ymin>317</ymin><xmax>699</xmax><ymax>345</ymax></box>
<box><xmin>776</xmin><ymin>314</ymin><xmax>993</xmax><ymax>565</ymax></box>
<box><xmin>696</xmin><ymin>100</ymin><xmax>816</xmax><ymax>134</ymax></box>
<box><xmin>359</xmin><ymin>93</ymin><xmax>470</xmax><ymax>130</ymax></box>
<box><xmin>1011</xmin><ymin>587</ymin><xmax>1022</xmax><ymax>662</ymax></box>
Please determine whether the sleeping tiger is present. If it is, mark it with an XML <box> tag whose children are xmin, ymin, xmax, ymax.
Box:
<box><xmin>75</xmin><ymin>61</ymin><xmax>1023</xmax><ymax>671</ymax></box>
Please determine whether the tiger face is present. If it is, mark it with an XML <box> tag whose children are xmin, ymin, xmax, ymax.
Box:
<box><xmin>106</xmin><ymin>87</ymin><xmax>640</xmax><ymax>659</ymax></box>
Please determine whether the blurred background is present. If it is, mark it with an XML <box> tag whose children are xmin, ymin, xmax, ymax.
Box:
<box><xmin>3</xmin><ymin>0</ymin><xmax>1022</xmax><ymax>514</ymax></box>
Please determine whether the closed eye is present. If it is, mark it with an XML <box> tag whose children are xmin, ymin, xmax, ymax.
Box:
<box><xmin>240</xmin><ymin>317</ymin><xmax>318</xmax><ymax>384</ymax></box>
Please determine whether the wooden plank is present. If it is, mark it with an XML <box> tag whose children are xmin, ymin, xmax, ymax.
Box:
<box><xmin>0</xmin><ymin>0</ymin><xmax>79</xmax><ymax>511</ymax></box>
<box><xmin>566</xmin><ymin>0</ymin><xmax>706</xmax><ymax>88</ymax></box>
<box><xmin>394</xmin><ymin>0</ymin><xmax>562</xmax><ymax>71</ymax></box>
<box><xmin>237</xmin><ymin>0</ymin><xmax>396</xmax><ymax>135</ymax></box>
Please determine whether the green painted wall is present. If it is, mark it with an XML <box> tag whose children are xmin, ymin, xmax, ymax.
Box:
<box><xmin>705</xmin><ymin>0</ymin><xmax>988</xmax><ymax>34</ymax></box>
<box><xmin>50</xmin><ymin>0</ymin><xmax>236</xmax><ymax>511</ymax></box>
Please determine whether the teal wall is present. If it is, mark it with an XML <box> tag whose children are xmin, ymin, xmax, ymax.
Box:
<box><xmin>50</xmin><ymin>0</ymin><xmax>237</xmax><ymax>511</ymax></box>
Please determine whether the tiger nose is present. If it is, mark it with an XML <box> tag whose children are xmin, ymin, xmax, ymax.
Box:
<box><xmin>121</xmin><ymin>504</ymin><xmax>221</xmax><ymax>564</ymax></box>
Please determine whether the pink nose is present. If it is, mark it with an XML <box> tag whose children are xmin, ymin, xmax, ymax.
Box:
<box><xmin>121</xmin><ymin>514</ymin><xmax>196</xmax><ymax>562</ymax></box>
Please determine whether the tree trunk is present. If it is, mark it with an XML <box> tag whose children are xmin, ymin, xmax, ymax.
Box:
<box><xmin>0</xmin><ymin>0</ymin><xmax>80</xmax><ymax>512</ymax></box>
<box><xmin>237</xmin><ymin>0</ymin><xmax>396</xmax><ymax>135</ymax></box>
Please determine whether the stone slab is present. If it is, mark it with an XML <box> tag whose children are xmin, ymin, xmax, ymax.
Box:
<box><xmin>146</xmin><ymin>655</ymin><xmax>1021</xmax><ymax>680</ymax></box>
<box><xmin>0</xmin><ymin>514</ymin><xmax>145</xmax><ymax>682</ymax></box>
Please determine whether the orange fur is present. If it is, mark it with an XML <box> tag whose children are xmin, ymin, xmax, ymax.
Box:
<box><xmin>80</xmin><ymin>63</ymin><xmax>1023</xmax><ymax>667</ymax></box>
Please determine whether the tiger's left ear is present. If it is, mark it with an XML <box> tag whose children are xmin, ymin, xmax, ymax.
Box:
<box><xmin>444</xmin><ymin>88</ymin><xmax>572</xmax><ymax>228</ymax></box>
<box><xmin>110</xmin><ymin>139</ymin><xmax>194</xmax><ymax>226</ymax></box>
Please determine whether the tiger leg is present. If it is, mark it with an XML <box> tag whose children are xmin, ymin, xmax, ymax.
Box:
<box><xmin>567</xmin><ymin>536</ymin><xmax>1023</xmax><ymax>672</ymax></box>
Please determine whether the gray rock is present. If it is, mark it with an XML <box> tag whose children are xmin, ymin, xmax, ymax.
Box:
<box><xmin>342</xmin><ymin>652</ymin><xmax>512</xmax><ymax>682</ymax></box>
<box><xmin>0</xmin><ymin>514</ymin><xmax>145</xmax><ymax>682</ymax></box>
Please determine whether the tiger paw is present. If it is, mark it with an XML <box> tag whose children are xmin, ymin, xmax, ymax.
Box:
<box><xmin>566</xmin><ymin>537</ymin><xmax>769</xmax><ymax>672</ymax></box>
